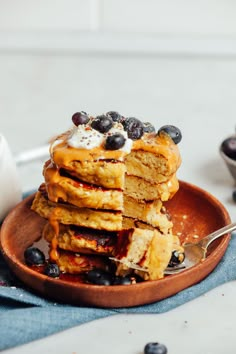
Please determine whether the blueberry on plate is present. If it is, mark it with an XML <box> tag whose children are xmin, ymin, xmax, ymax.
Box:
<box><xmin>144</xmin><ymin>342</ymin><xmax>168</xmax><ymax>354</ymax></box>
<box><xmin>221</xmin><ymin>137</ymin><xmax>236</xmax><ymax>160</ymax></box>
<box><xmin>157</xmin><ymin>125</ymin><xmax>182</xmax><ymax>144</ymax></box>
<box><xmin>24</xmin><ymin>247</ymin><xmax>45</xmax><ymax>266</ymax></box>
<box><xmin>113</xmin><ymin>275</ymin><xmax>132</xmax><ymax>285</ymax></box>
<box><xmin>168</xmin><ymin>250</ymin><xmax>185</xmax><ymax>267</ymax></box>
<box><xmin>104</xmin><ymin>133</ymin><xmax>126</xmax><ymax>150</ymax></box>
<box><xmin>44</xmin><ymin>263</ymin><xmax>60</xmax><ymax>278</ymax></box>
<box><xmin>72</xmin><ymin>111</ymin><xmax>89</xmax><ymax>126</ymax></box>
<box><xmin>91</xmin><ymin>115</ymin><xmax>113</xmax><ymax>133</ymax></box>
<box><xmin>106</xmin><ymin>111</ymin><xmax>124</xmax><ymax>123</ymax></box>
<box><xmin>143</xmin><ymin>122</ymin><xmax>156</xmax><ymax>133</ymax></box>
<box><xmin>122</xmin><ymin>117</ymin><xmax>144</xmax><ymax>140</ymax></box>
<box><xmin>87</xmin><ymin>269</ymin><xmax>113</xmax><ymax>285</ymax></box>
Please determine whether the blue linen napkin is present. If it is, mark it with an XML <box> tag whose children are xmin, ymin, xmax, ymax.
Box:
<box><xmin>1</xmin><ymin>188</ymin><xmax>236</xmax><ymax>352</ymax></box>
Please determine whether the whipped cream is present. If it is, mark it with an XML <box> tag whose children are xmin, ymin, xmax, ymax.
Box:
<box><xmin>68</xmin><ymin>125</ymin><xmax>103</xmax><ymax>149</ymax></box>
<box><xmin>0</xmin><ymin>134</ymin><xmax>22</xmax><ymax>221</ymax></box>
<box><xmin>67</xmin><ymin>122</ymin><xmax>133</xmax><ymax>154</ymax></box>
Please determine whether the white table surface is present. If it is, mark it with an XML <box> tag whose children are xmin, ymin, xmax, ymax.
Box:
<box><xmin>1</xmin><ymin>53</ymin><xmax>236</xmax><ymax>353</ymax></box>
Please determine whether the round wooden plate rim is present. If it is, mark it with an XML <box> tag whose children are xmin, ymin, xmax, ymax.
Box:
<box><xmin>0</xmin><ymin>180</ymin><xmax>231</xmax><ymax>307</ymax></box>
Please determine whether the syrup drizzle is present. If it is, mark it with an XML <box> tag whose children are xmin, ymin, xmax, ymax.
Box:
<box><xmin>48</xmin><ymin>208</ymin><xmax>60</xmax><ymax>261</ymax></box>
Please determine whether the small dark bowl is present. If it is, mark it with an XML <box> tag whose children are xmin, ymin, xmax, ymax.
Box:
<box><xmin>220</xmin><ymin>137</ymin><xmax>236</xmax><ymax>182</ymax></box>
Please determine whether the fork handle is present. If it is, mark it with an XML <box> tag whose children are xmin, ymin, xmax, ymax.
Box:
<box><xmin>199</xmin><ymin>222</ymin><xmax>236</xmax><ymax>249</ymax></box>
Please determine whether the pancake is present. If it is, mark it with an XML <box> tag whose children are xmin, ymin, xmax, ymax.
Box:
<box><xmin>43</xmin><ymin>162</ymin><xmax>123</xmax><ymax>210</ymax></box>
<box><xmin>43</xmin><ymin>222</ymin><xmax>117</xmax><ymax>256</ymax></box>
<box><xmin>54</xmin><ymin>249</ymin><xmax>111</xmax><ymax>274</ymax></box>
<box><xmin>31</xmin><ymin>191</ymin><xmax>123</xmax><ymax>231</ymax></box>
<box><xmin>48</xmin><ymin>159</ymin><xmax>125</xmax><ymax>189</ymax></box>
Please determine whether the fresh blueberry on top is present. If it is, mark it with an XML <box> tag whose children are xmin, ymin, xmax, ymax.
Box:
<box><xmin>221</xmin><ymin>137</ymin><xmax>236</xmax><ymax>160</ymax></box>
<box><xmin>24</xmin><ymin>247</ymin><xmax>45</xmax><ymax>266</ymax></box>
<box><xmin>122</xmin><ymin>117</ymin><xmax>144</xmax><ymax>140</ymax></box>
<box><xmin>158</xmin><ymin>125</ymin><xmax>182</xmax><ymax>144</ymax></box>
<box><xmin>72</xmin><ymin>111</ymin><xmax>89</xmax><ymax>126</ymax></box>
<box><xmin>44</xmin><ymin>263</ymin><xmax>60</xmax><ymax>278</ymax></box>
<box><xmin>104</xmin><ymin>133</ymin><xmax>126</xmax><ymax>150</ymax></box>
<box><xmin>168</xmin><ymin>250</ymin><xmax>185</xmax><ymax>267</ymax></box>
<box><xmin>91</xmin><ymin>114</ymin><xmax>113</xmax><ymax>133</ymax></box>
<box><xmin>87</xmin><ymin>269</ymin><xmax>113</xmax><ymax>285</ymax></box>
<box><xmin>106</xmin><ymin>111</ymin><xmax>124</xmax><ymax>123</ymax></box>
<box><xmin>144</xmin><ymin>342</ymin><xmax>168</xmax><ymax>354</ymax></box>
<box><xmin>143</xmin><ymin>122</ymin><xmax>156</xmax><ymax>133</ymax></box>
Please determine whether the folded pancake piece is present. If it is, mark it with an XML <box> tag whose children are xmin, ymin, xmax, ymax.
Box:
<box><xmin>44</xmin><ymin>163</ymin><xmax>123</xmax><ymax>210</ymax></box>
<box><xmin>138</xmin><ymin>231</ymin><xmax>175</xmax><ymax>280</ymax></box>
<box><xmin>31</xmin><ymin>191</ymin><xmax>123</xmax><ymax>231</ymax></box>
<box><xmin>43</xmin><ymin>222</ymin><xmax>117</xmax><ymax>256</ymax></box>
<box><xmin>115</xmin><ymin>228</ymin><xmax>174</xmax><ymax>280</ymax></box>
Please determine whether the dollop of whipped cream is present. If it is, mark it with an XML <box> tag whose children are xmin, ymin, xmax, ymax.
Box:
<box><xmin>68</xmin><ymin>125</ymin><xmax>104</xmax><ymax>149</ymax></box>
<box><xmin>67</xmin><ymin>122</ymin><xmax>133</xmax><ymax>153</ymax></box>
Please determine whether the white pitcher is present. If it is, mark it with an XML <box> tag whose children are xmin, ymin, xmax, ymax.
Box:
<box><xmin>0</xmin><ymin>134</ymin><xmax>22</xmax><ymax>221</ymax></box>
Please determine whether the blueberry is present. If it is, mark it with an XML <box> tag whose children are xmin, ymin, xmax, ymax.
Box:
<box><xmin>221</xmin><ymin>137</ymin><xmax>236</xmax><ymax>160</ymax></box>
<box><xmin>168</xmin><ymin>250</ymin><xmax>185</xmax><ymax>267</ymax></box>
<box><xmin>72</xmin><ymin>111</ymin><xmax>89</xmax><ymax>126</ymax></box>
<box><xmin>91</xmin><ymin>115</ymin><xmax>113</xmax><ymax>133</ymax></box>
<box><xmin>106</xmin><ymin>111</ymin><xmax>124</xmax><ymax>123</ymax></box>
<box><xmin>113</xmin><ymin>275</ymin><xmax>132</xmax><ymax>285</ymax></box>
<box><xmin>24</xmin><ymin>247</ymin><xmax>45</xmax><ymax>266</ymax></box>
<box><xmin>87</xmin><ymin>269</ymin><xmax>113</xmax><ymax>285</ymax></box>
<box><xmin>144</xmin><ymin>342</ymin><xmax>168</xmax><ymax>354</ymax></box>
<box><xmin>44</xmin><ymin>263</ymin><xmax>60</xmax><ymax>278</ymax></box>
<box><xmin>87</xmin><ymin>269</ymin><xmax>103</xmax><ymax>281</ymax></box>
<box><xmin>122</xmin><ymin>117</ymin><xmax>144</xmax><ymax>140</ymax></box>
<box><xmin>104</xmin><ymin>133</ymin><xmax>126</xmax><ymax>150</ymax></box>
<box><xmin>143</xmin><ymin>122</ymin><xmax>156</xmax><ymax>133</ymax></box>
<box><xmin>133</xmin><ymin>274</ymin><xmax>144</xmax><ymax>283</ymax></box>
<box><xmin>158</xmin><ymin>125</ymin><xmax>182</xmax><ymax>144</ymax></box>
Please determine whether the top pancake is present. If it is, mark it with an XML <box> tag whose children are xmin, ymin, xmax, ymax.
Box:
<box><xmin>50</xmin><ymin>128</ymin><xmax>181</xmax><ymax>187</ymax></box>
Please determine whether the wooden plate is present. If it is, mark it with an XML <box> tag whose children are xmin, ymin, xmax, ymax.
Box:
<box><xmin>0</xmin><ymin>181</ymin><xmax>231</xmax><ymax>308</ymax></box>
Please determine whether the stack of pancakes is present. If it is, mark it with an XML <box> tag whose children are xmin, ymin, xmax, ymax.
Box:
<box><xmin>31</xmin><ymin>112</ymin><xmax>183</xmax><ymax>281</ymax></box>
